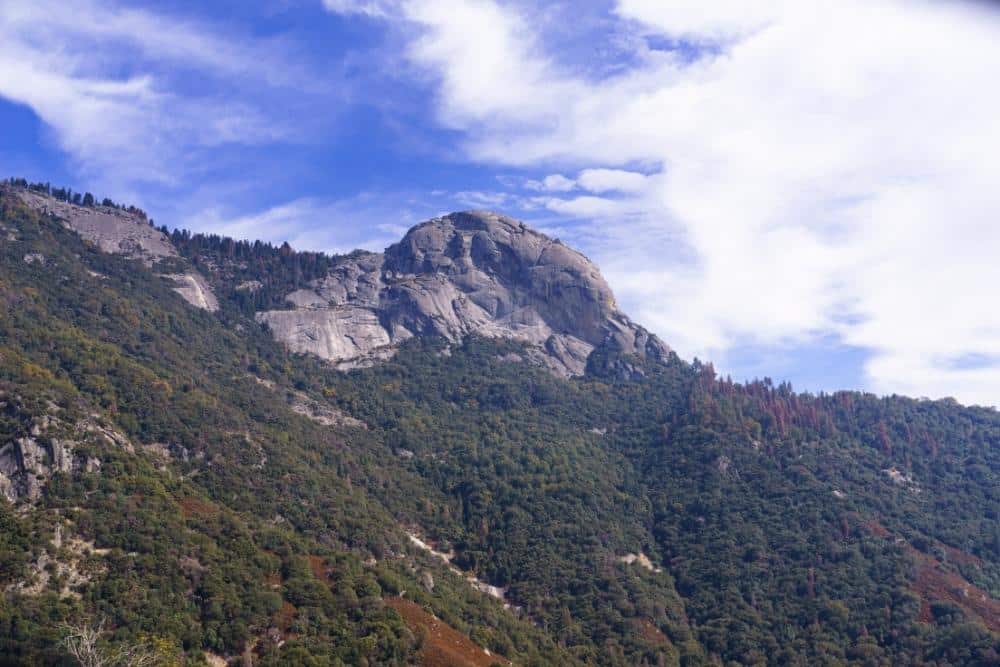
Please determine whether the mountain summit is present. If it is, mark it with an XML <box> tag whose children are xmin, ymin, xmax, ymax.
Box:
<box><xmin>256</xmin><ymin>211</ymin><xmax>669</xmax><ymax>375</ymax></box>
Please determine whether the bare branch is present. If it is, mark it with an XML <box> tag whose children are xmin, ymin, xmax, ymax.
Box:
<box><xmin>60</xmin><ymin>619</ymin><xmax>160</xmax><ymax>667</ymax></box>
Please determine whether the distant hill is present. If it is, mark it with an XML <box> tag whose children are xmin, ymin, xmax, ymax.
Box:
<box><xmin>0</xmin><ymin>180</ymin><xmax>997</xmax><ymax>665</ymax></box>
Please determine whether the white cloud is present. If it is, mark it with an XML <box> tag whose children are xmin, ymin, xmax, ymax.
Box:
<box><xmin>184</xmin><ymin>193</ymin><xmax>443</xmax><ymax>256</ymax></box>
<box><xmin>322</xmin><ymin>0</ymin><xmax>400</xmax><ymax>18</ymax></box>
<box><xmin>334</xmin><ymin>0</ymin><xmax>1000</xmax><ymax>405</ymax></box>
<box><xmin>577</xmin><ymin>169</ymin><xmax>647</xmax><ymax>194</ymax></box>
<box><xmin>615</xmin><ymin>0</ymin><xmax>782</xmax><ymax>42</ymax></box>
<box><xmin>0</xmin><ymin>0</ymin><xmax>302</xmax><ymax>188</ymax></box>
<box><xmin>526</xmin><ymin>174</ymin><xmax>576</xmax><ymax>192</ymax></box>
<box><xmin>539</xmin><ymin>195</ymin><xmax>627</xmax><ymax>219</ymax></box>
<box><xmin>399</xmin><ymin>0</ymin><xmax>581</xmax><ymax>129</ymax></box>
<box><xmin>452</xmin><ymin>190</ymin><xmax>519</xmax><ymax>208</ymax></box>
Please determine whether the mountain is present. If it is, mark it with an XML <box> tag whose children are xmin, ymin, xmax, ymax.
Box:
<box><xmin>0</xmin><ymin>179</ymin><xmax>998</xmax><ymax>666</ymax></box>
<box><xmin>16</xmin><ymin>186</ymin><xmax>218</xmax><ymax>312</ymax></box>
<box><xmin>188</xmin><ymin>209</ymin><xmax>666</xmax><ymax>377</ymax></box>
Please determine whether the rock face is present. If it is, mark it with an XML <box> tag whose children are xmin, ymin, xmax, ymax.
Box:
<box><xmin>18</xmin><ymin>190</ymin><xmax>176</xmax><ymax>261</ymax></box>
<box><xmin>16</xmin><ymin>190</ymin><xmax>218</xmax><ymax>311</ymax></box>
<box><xmin>0</xmin><ymin>398</ymin><xmax>130</xmax><ymax>503</ymax></box>
<box><xmin>164</xmin><ymin>273</ymin><xmax>220</xmax><ymax>312</ymax></box>
<box><xmin>258</xmin><ymin>211</ymin><xmax>668</xmax><ymax>375</ymax></box>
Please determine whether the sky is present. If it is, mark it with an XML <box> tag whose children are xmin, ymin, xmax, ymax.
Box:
<box><xmin>3</xmin><ymin>0</ymin><xmax>1000</xmax><ymax>406</ymax></box>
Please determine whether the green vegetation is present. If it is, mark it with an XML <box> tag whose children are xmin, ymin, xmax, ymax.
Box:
<box><xmin>0</xmin><ymin>191</ymin><xmax>566</xmax><ymax>665</ymax></box>
<box><xmin>0</xmin><ymin>186</ymin><xmax>997</xmax><ymax>665</ymax></box>
<box><xmin>4</xmin><ymin>177</ymin><xmax>150</xmax><ymax>221</ymax></box>
<box><xmin>169</xmin><ymin>230</ymin><xmax>343</xmax><ymax>314</ymax></box>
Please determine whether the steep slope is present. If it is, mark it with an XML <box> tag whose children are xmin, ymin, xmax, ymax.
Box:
<box><xmin>0</xmin><ymin>185</ymin><xmax>572</xmax><ymax>665</ymax></box>
<box><xmin>316</xmin><ymin>341</ymin><xmax>999</xmax><ymax>665</ymax></box>
<box><xmin>1</xmin><ymin>179</ymin><xmax>998</xmax><ymax>666</ymax></box>
<box><xmin>251</xmin><ymin>211</ymin><xmax>668</xmax><ymax>375</ymax></box>
<box><xmin>15</xmin><ymin>186</ymin><xmax>218</xmax><ymax>311</ymax></box>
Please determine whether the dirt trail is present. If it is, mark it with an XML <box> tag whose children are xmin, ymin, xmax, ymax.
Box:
<box><xmin>406</xmin><ymin>531</ymin><xmax>510</xmax><ymax>604</ymax></box>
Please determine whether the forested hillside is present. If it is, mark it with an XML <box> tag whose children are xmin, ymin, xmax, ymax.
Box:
<box><xmin>0</xmin><ymin>184</ymin><xmax>997</xmax><ymax>665</ymax></box>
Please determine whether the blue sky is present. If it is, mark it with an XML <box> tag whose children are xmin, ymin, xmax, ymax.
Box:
<box><xmin>3</xmin><ymin>0</ymin><xmax>1000</xmax><ymax>406</ymax></box>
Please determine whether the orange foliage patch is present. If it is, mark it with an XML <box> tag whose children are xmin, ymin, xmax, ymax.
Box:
<box><xmin>636</xmin><ymin>619</ymin><xmax>670</xmax><ymax>646</ymax></box>
<box><xmin>179</xmin><ymin>496</ymin><xmax>220</xmax><ymax>519</ymax></box>
<box><xmin>308</xmin><ymin>555</ymin><xmax>332</xmax><ymax>585</ymax></box>
<box><xmin>939</xmin><ymin>543</ymin><xmax>983</xmax><ymax>568</ymax></box>
<box><xmin>859</xmin><ymin>518</ymin><xmax>997</xmax><ymax>632</ymax></box>
<box><xmin>863</xmin><ymin>519</ymin><xmax>889</xmax><ymax>538</ymax></box>
<box><xmin>273</xmin><ymin>601</ymin><xmax>298</xmax><ymax>635</ymax></box>
<box><xmin>909</xmin><ymin>548</ymin><xmax>1000</xmax><ymax>632</ymax></box>
<box><xmin>386</xmin><ymin>597</ymin><xmax>510</xmax><ymax>667</ymax></box>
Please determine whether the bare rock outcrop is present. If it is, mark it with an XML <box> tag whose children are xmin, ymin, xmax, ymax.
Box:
<box><xmin>288</xmin><ymin>390</ymin><xmax>368</xmax><ymax>429</ymax></box>
<box><xmin>16</xmin><ymin>189</ymin><xmax>218</xmax><ymax>311</ymax></box>
<box><xmin>164</xmin><ymin>272</ymin><xmax>220</xmax><ymax>312</ymax></box>
<box><xmin>10</xmin><ymin>529</ymin><xmax>109</xmax><ymax>598</ymax></box>
<box><xmin>0</xmin><ymin>396</ymin><xmax>131</xmax><ymax>503</ymax></box>
<box><xmin>258</xmin><ymin>211</ymin><xmax>668</xmax><ymax>375</ymax></box>
<box><xmin>18</xmin><ymin>190</ymin><xmax>176</xmax><ymax>261</ymax></box>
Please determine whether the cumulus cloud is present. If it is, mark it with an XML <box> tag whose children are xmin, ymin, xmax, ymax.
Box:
<box><xmin>328</xmin><ymin>0</ymin><xmax>1000</xmax><ymax>405</ymax></box>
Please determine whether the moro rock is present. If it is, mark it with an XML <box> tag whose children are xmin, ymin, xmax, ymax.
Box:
<box><xmin>257</xmin><ymin>211</ymin><xmax>668</xmax><ymax>375</ymax></box>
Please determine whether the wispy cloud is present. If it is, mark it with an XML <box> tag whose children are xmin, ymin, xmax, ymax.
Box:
<box><xmin>524</xmin><ymin>169</ymin><xmax>649</xmax><ymax>195</ymax></box>
<box><xmin>525</xmin><ymin>174</ymin><xmax>576</xmax><ymax>192</ymax></box>
<box><xmin>324</xmin><ymin>0</ymin><xmax>1000</xmax><ymax>405</ymax></box>
<box><xmin>322</xmin><ymin>0</ymin><xmax>400</xmax><ymax>18</ymax></box>
<box><xmin>0</xmin><ymin>0</ymin><xmax>312</xmax><ymax>189</ymax></box>
<box><xmin>577</xmin><ymin>169</ymin><xmax>648</xmax><ymax>194</ymax></box>
<box><xmin>6</xmin><ymin>0</ymin><xmax>1000</xmax><ymax>405</ymax></box>
<box><xmin>183</xmin><ymin>191</ymin><xmax>447</xmax><ymax>255</ymax></box>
